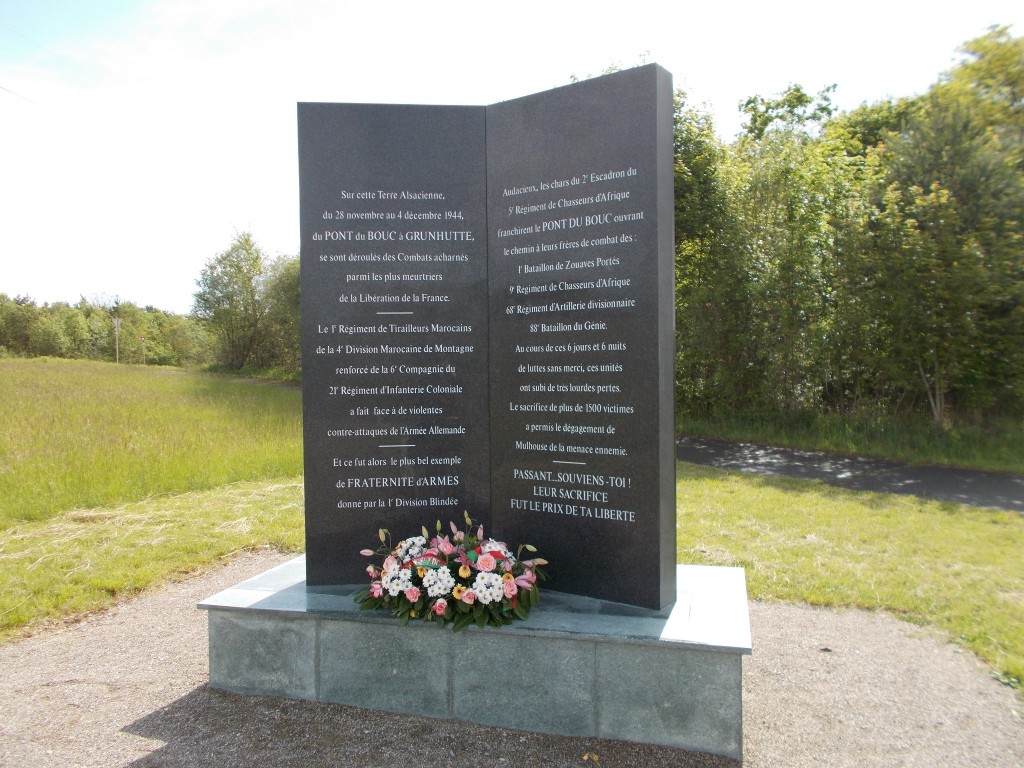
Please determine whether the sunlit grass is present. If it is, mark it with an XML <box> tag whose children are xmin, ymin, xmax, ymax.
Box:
<box><xmin>677</xmin><ymin>461</ymin><xmax>1024</xmax><ymax>690</ymax></box>
<box><xmin>0</xmin><ymin>358</ymin><xmax>302</xmax><ymax>526</ymax></box>
<box><xmin>2</xmin><ymin>357</ymin><xmax>1020</xmax><ymax>696</ymax></box>
<box><xmin>0</xmin><ymin>477</ymin><xmax>304</xmax><ymax>639</ymax></box>
<box><xmin>679</xmin><ymin>411</ymin><xmax>1024</xmax><ymax>474</ymax></box>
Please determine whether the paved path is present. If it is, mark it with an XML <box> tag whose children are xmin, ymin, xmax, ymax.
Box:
<box><xmin>676</xmin><ymin>436</ymin><xmax>1024</xmax><ymax>512</ymax></box>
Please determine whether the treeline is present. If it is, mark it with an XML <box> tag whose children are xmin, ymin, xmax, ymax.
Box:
<box><xmin>4</xmin><ymin>28</ymin><xmax>1021</xmax><ymax>429</ymax></box>
<box><xmin>675</xmin><ymin>27</ymin><xmax>1023</xmax><ymax>426</ymax></box>
<box><xmin>0</xmin><ymin>293</ymin><xmax>212</xmax><ymax>366</ymax></box>
<box><xmin>0</xmin><ymin>233</ymin><xmax>301</xmax><ymax>377</ymax></box>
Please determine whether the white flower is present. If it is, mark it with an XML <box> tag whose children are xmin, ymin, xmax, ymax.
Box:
<box><xmin>471</xmin><ymin>572</ymin><xmax>504</xmax><ymax>604</ymax></box>
<box><xmin>382</xmin><ymin>563</ymin><xmax>414</xmax><ymax>597</ymax></box>
<box><xmin>394</xmin><ymin>536</ymin><xmax>427</xmax><ymax>562</ymax></box>
<box><xmin>422</xmin><ymin>566</ymin><xmax>456</xmax><ymax>598</ymax></box>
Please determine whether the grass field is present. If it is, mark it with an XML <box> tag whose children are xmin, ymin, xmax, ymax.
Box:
<box><xmin>0</xmin><ymin>478</ymin><xmax>304</xmax><ymax>636</ymax></box>
<box><xmin>0</xmin><ymin>358</ymin><xmax>302</xmax><ymax>526</ymax></box>
<box><xmin>0</xmin><ymin>358</ymin><xmax>1020</xmax><ymax>694</ymax></box>
<box><xmin>680</xmin><ymin>411</ymin><xmax>1024</xmax><ymax>474</ymax></box>
<box><xmin>677</xmin><ymin>462</ymin><xmax>1024</xmax><ymax>689</ymax></box>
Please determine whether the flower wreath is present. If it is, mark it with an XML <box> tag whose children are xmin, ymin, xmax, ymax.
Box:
<box><xmin>355</xmin><ymin>512</ymin><xmax>547</xmax><ymax>631</ymax></box>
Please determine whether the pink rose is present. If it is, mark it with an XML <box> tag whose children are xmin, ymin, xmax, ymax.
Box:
<box><xmin>383</xmin><ymin>556</ymin><xmax>397</xmax><ymax>572</ymax></box>
<box><xmin>404</xmin><ymin>586</ymin><xmax>421</xmax><ymax>603</ymax></box>
<box><xmin>366</xmin><ymin>565</ymin><xmax>376</xmax><ymax>578</ymax></box>
<box><xmin>461</xmin><ymin>589</ymin><xmax>477</xmax><ymax>605</ymax></box>
<box><xmin>503</xmin><ymin>580</ymin><xmax>518</xmax><ymax>599</ymax></box>
<box><xmin>369</xmin><ymin>581</ymin><xmax>383</xmax><ymax>598</ymax></box>
<box><xmin>438</xmin><ymin>538</ymin><xmax>456</xmax><ymax>556</ymax></box>
<box><xmin>477</xmin><ymin>553</ymin><xmax>497</xmax><ymax>572</ymax></box>
<box><xmin>432</xmin><ymin>599</ymin><xmax>447</xmax><ymax>616</ymax></box>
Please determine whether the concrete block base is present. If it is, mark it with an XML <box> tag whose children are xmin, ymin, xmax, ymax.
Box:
<box><xmin>200</xmin><ymin>558</ymin><xmax>751</xmax><ymax>761</ymax></box>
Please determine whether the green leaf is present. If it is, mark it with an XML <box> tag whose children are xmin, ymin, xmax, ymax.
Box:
<box><xmin>514</xmin><ymin>605</ymin><xmax>529</xmax><ymax>621</ymax></box>
<box><xmin>453</xmin><ymin>612</ymin><xmax>474</xmax><ymax>632</ymax></box>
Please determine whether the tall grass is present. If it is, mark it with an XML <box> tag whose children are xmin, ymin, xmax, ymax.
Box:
<box><xmin>0</xmin><ymin>358</ymin><xmax>302</xmax><ymax>526</ymax></box>
<box><xmin>677</xmin><ymin>461</ymin><xmax>1024</xmax><ymax>690</ymax></box>
<box><xmin>679</xmin><ymin>410</ymin><xmax>1024</xmax><ymax>474</ymax></box>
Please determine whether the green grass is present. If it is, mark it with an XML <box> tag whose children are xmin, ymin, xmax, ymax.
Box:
<box><xmin>0</xmin><ymin>477</ymin><xmax>304</xmax><ymax>640</ymax></box>
<box><xmin>680</xmin><ymin>410</ymin><xmax>1024</xmax><ymax>474</ymax></box>
<box><xmin>0</xmin><ymin>358</ymin><xmax>303</xmax><ymax>526</ymax></box>
<box><xmin>1</xmin><ymin>357</ymin><xmax>1020</xmax><ymax>695</ymax></box>
<box><xmin>677</xmin><ymin>461</ymin><xmax>1024</xmax><ymax>690</ymax></box>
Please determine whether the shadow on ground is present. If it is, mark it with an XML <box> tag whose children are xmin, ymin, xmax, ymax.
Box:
<box><xmin>677</xmin><ymin>436</ymin><xmax>1024</xmax><ymax>512</ymax></box>
<box><xmin>122</xmin><ymin>686</ymin><xmax>737</xmax><ymax>768</ymax></box>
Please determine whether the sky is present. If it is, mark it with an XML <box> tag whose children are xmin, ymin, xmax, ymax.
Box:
<box><xmin>2</xmin><ymin>1</ymin><xmax>1022</xmax><ymax>315</ymax></box>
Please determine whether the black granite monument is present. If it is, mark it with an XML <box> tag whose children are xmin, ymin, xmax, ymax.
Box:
<box><xmin>298</xmin><ymin>64</ymin><xmax>675</xmax><ymax>609</ymax></box>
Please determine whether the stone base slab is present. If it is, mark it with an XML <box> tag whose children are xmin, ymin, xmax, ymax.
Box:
<box><xmin>199</xmin><ymin>557</ymin><xmax>751</xmax><ymax>761</ymax></box>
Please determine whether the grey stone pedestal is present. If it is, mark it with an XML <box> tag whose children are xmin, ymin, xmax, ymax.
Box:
<box><xmin>200</xmin><ymin>558</ymin><xmax>751</xmax><ymax>761</ymax></box>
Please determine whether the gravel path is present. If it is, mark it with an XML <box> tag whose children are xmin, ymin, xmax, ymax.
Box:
<box><xmin>1</xmin><ymin>549</ymin><xmax>1020</xmax><ymax>767</ymax></box>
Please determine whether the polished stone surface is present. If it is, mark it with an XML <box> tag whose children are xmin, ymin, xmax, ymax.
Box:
<box><xmin>200</xmin><ymin>557</ymin><xmax>750</xmax><ymax>760</ymax></box>
<box><xmin>297</xmin><ymin>66</ymin><xmax>678</xmax><ymax>610</ymax></box>
<box><xmin>486</xmin><ymin>64</ymin><xmax>677</xmax><ymax>610</ymax></box>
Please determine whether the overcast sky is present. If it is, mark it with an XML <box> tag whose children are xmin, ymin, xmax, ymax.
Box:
<box><xmin>2</xmin><ymin>0</ymin><xmax>1021</xmax><ymax>314</ymax></box>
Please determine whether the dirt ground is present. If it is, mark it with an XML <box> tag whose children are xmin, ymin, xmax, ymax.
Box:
<box><xmin>0</xmin><ymin>548</ymin><xmax>1020</xmax><ymax>767</ymax></box>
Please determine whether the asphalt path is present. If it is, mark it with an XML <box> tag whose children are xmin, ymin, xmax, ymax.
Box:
<box><xmin>676</xmin><ymin>436</ymin><xmax>1024</xmax><ymax>512</ymax></box>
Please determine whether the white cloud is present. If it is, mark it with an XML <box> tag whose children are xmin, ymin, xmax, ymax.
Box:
<box><xmin>1</xmin><ymin>0</ymin><xmax>1021</xmax><ymax>312</ymax></box>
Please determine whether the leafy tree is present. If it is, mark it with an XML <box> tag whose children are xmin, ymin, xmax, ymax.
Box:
<box><xmin>945</xmin><ymin>25</ymin><xmax>1024</xmax><ymax>167</ymax></box>
<box><xmin>0</xmin><ymin>294</ymin><xmax>37</xmax><ymax>355</ymax></box>
<box><xmin>28</xmin><ymin>313</ymin><xmax>69</xmax><ymax>357</ymax></box>
<box><xmin>192</xmin><ymin>232</ymin><xmax>271</xmax><ymax>370</ymax></box>
<box><xmin>740</xmin><ymin>83</ymin><xmax>836</xmax><ymax>140</ymax></box>
<box><xmin>824</xmin><ymin>98</ymin><xmax>916</xmax><ymax>156</ymax></box>
<box><xmin>673</xmin><ymin>95</ymin><xmax>760</xmax><ymax>414</ymax></box>
<box><xmin>156</xmin><ymin>312</ymin><xmax>213</xmax><ymax>367</ymax></box>
<box><xmin>881</xmin><ymin>84</ymin><xmax>1024</xmax><ymax>419</ymax></box>
<box><xmin>260</xmin><ymin>254</ymin><xmax>301</xmax><ymax>377</ymax></box>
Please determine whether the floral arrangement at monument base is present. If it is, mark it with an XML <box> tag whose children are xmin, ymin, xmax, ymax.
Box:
<box><xmin>355</xmin><ymin>512</ymin><xmax>547</xmax><ymax>631</ymax></box>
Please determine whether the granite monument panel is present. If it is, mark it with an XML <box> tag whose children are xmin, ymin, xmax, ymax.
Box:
<box><xmin>298</xmin><ymin>104</ymin><xmax>491</xmax><ymax>585</ymax></box>
<box><xmin>486</xmin><ymin>65</ymin><xmax>676</xmax><ymax>609</ymax></box>
<box><xmin>298</xmin><ymin>65</ymin><xmax>675</xmax><ymax>607</ymax></box>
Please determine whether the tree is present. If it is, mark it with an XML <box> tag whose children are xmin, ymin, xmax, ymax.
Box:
<box><xmin>192</xmin><ymin>232</ymin><xmax>271</xmax><ymax>370</ymax></box>
<box><xmin>0</xmin><ymin>294</ymin><xmax>38</xmax><ymax>355</ymax></box>
<box><xmin>260</xmin><ymin>254</ymin><xmax>301</xmax><ymax>377</ymax></box>
<box><xmin>945</xmin><ymin>26</ymin><xmax>1024</xmax><ymax>168</ymax></box>
<box><xmin>673</xmin><ymin>94</ymin><xmax>760</xmax><ymax>415</ymax></box>
<box><xmin>740</xmin><ymin>83</ymin><xmax>836</xmax><ymax>140</ymax></box>
<box><xmin>881</xmin><ymin>85</ymin><xmax>1024</xmax><ymax>420</ymax></box>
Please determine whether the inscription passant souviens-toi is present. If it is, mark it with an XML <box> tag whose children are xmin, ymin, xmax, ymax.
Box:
<box><xmin>298</xmin><ymin>64</ymin><xmax>676</xmax><ymax>609</ymax></box>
